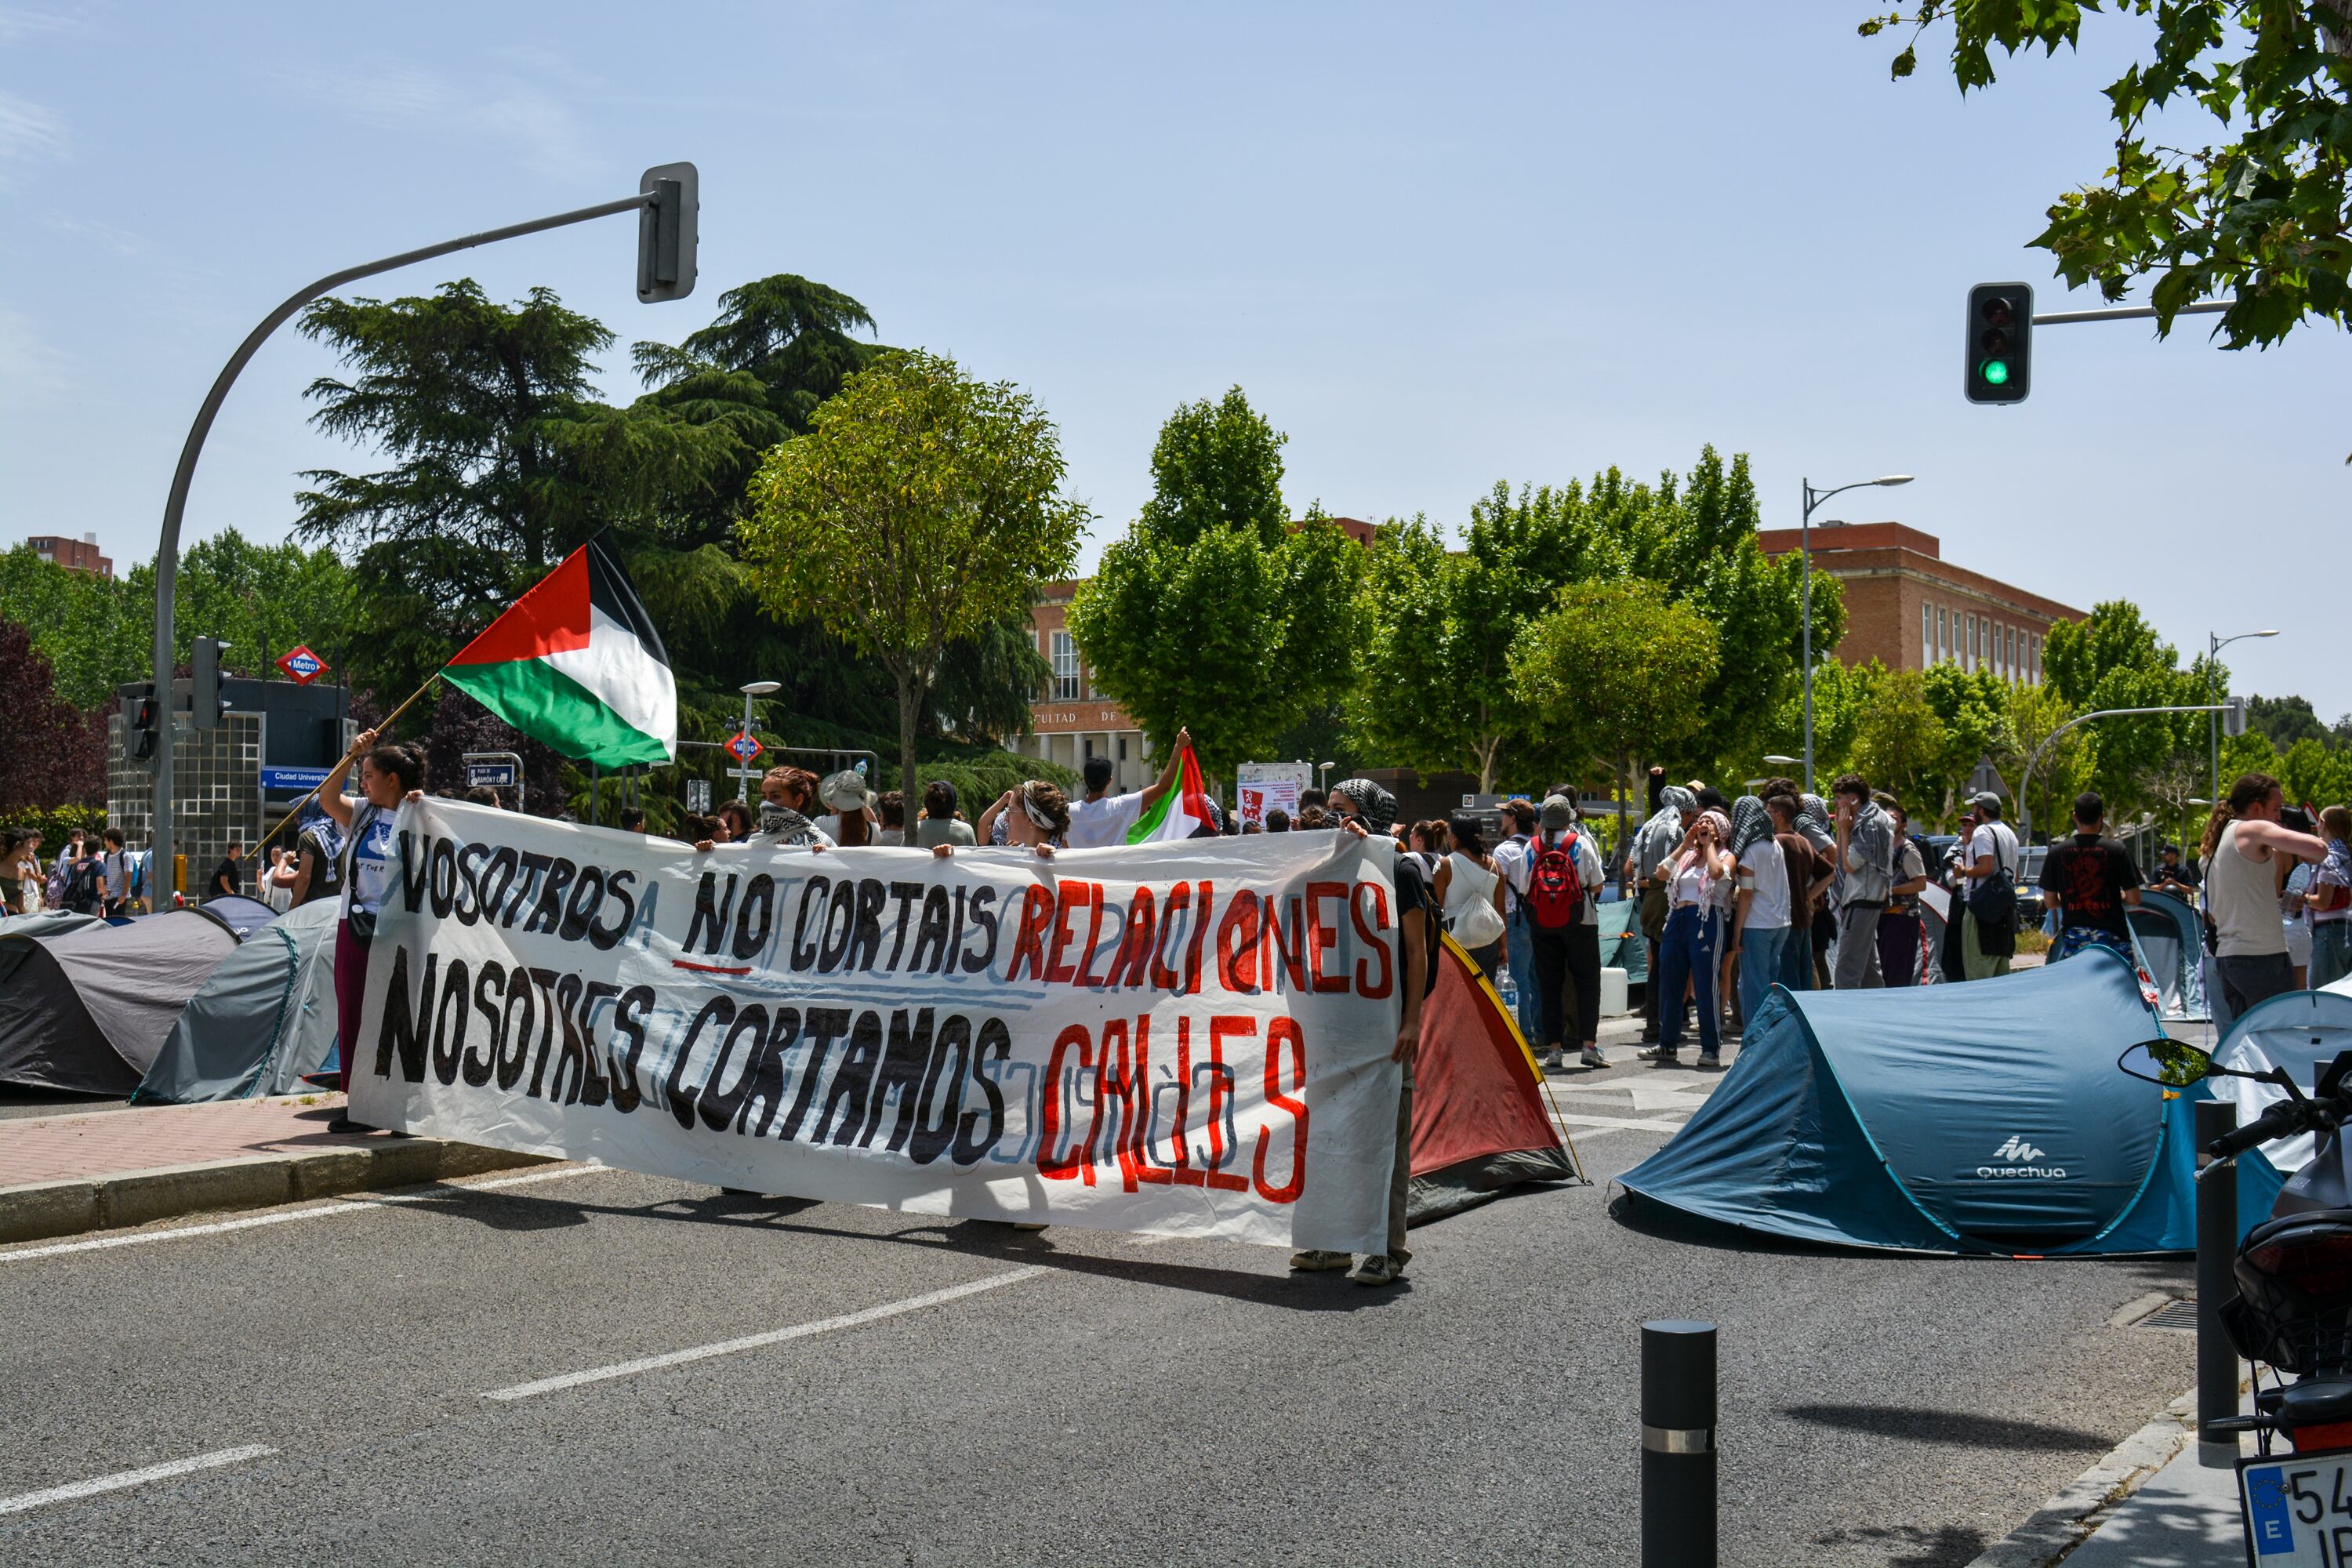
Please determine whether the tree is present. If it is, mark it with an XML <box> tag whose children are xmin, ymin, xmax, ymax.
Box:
<box><xmin>1511</xmin><ymin>579</ymin><xmax>1722</xmax><ymax>851</ymax></box>
<box><xmin>1871</xmin><ymin>2</ymin><xmax>2352</xmax><ymax>384</ymax></box>
<box><xmin>2280</xmin><ymin>736</ymin><xmax>2351</xmax><ymax>811</ymax></box>
<box><xmin>1850</xmin><ymin>665</ymin><xmax>1950</xmax><ymax>811</ymax></box>
<box><xmin>0</xmin><ymin>620</ymin><xmax>105</xmax><ymax>811</ymax></box>
<box><xmin>741</xmin><ymin>350</ymin><xmax>1089</xmax><ymax>817</ymax></box>
<box><xmin>1069</xmin><ymin>390</ymin><xmax>1366</xmax><ymax>779</ymax></box>
<box><xmin>2249</xmin><ymin>694</ymin><xmax>2336</xmax><ymax>754</ymax></box>
<box><xmin>2039</xmin><ymin>601</ymin><xmax>2212</xmax><ymax>820</ymax></box>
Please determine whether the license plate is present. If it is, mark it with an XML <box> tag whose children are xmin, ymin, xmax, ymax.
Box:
<box><xmin>2241</xmin><ymin>1449</ymin><xmax>2352</xmax><ymax>1563</ymax></box>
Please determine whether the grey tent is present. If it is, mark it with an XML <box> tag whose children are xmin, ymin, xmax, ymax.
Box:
<box><xmin>136</xmin><ymin>898</ymin><xmax>340</xmax><ymax>1103</ymax></box>
<box><xmin>0</xmin><ymin>911</ymin><xmax>241</xmax><ymax>1095</ymax></box>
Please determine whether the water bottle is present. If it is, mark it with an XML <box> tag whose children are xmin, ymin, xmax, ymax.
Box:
<box><xmin>1498</xmin><ymin>965</ymin><xmax>1519</xmax><ymax>1012</ymax></box>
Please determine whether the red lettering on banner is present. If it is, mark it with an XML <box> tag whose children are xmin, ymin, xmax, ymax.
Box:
<box><xmin>1169</xmin><ymin>1017</ymin><xmax>1203</xmax><ymax>1187</ymax></box>
<box><xmin>1131</xmin><ymin>1015</ymin><xmax>1171</xmax><ymax>1185</ymax></box>
<box><xmin>1150</xmin><ymin>884</ymin><xmax>1189</xmax><ymax>991</ymax></box>
<box><xmin>1073</xmin><ymin>882</ymin><xmax>1109</xmax><ymax>989</ymax></box>
<box><xmin>1351</xmin><ymin>884</ymin><xmax>1393</xmax><ymax>999</ymax></box>
<box><xmin>1037</xmin><ymin>1023</ymin><xmax>1094</xmax><ymax>1179</ymax></box>
<box><xmin>1306</xmin><ymin>880</ymin><xmax>1349</xmax><ymax>993</ymax></box>
<box><xmin>1087</xmin><ymin>1016</ymin><xmax>1134</xmax><ymax>1189</ymax></box>
<box><xmin>1265</xmin><ymin>895</ymin><xmax>1309</xmax><ymax>993</ymax></box>
<box><xmin>1254</xmin><ymin>1017</ymin><xmax>1309</xmax><ymax>1203</ymax></box>
<box><xmin>1044</xmin><ymin>880</ymin><xmax>1090</xmax><ymax>985</ymax></box>
<box><xmin>1007</xmin><ymin>884</ymin><xmax>1055</xmax><ymax>982</ymax></box>
<box><xmin>1182</xmin><ymin>882</ymin><xmax>1215</xmax><ymax>996</ymax></box>
<box><xmin>1103</xmin><ymin>888</ymin><xmax>1155</xmax><ymax>988</ymax></box>
<box><xmin>1216</xmin><ymin>890</ymin><xmax>1261</xmax><ymax>993</ymax></box>
<box><xmin>1202</xmin><ymin>1017</ymin><xmax>1253</xmax><ymax>1192</ymax></box>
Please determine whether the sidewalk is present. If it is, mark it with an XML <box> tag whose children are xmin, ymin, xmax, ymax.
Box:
<box><xmin>1967</xmin><ymin>1392</ymin><xmax>2246</xmax><ymax>1567</ymax></box>
<box><xmin>0</xmin><ymin>1094</ymin><xmax>547</xmax><ymax>1245</ymax></box>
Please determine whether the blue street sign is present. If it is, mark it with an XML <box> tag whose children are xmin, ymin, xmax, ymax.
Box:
<box><xmin>260</xmin><ymin>766</ymin><xmax>329</xmax><ymax>793</ymax></box>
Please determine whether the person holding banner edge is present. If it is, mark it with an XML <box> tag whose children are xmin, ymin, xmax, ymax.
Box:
<box><xmin>1290</xmin><ymin>777</ymin><xmax>1428</xmax><ymax>1287</ymax></box>
<box><xmin>314</xmin><ymin>727</ymin><xmax>426</xmax><ymax>1135</ymax></box>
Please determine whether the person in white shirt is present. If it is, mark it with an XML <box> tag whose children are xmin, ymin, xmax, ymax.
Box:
<box><xmin>1955</xmin><ymin>791</ymin><xmax>2022</xmax><ymax>981</ymax></box>
<box><xmin>1730</xmin><ymin>804</ymin><xmax>1791</xmax><ymax>1032</ymax></box>
<box><xmin>1064</xmin><ymin>726</ymin><xmax>1192</xmax><ymax>850</ymax></box>
<box><xmin>812</xmin><ymin>770</ymin><xmax>877</xmax><ymax>847</ymax></box>
<box><xmin>1490</xmin><ymin>800</ymin><xmax>1544</xmax><ymax>1046</ymax></box>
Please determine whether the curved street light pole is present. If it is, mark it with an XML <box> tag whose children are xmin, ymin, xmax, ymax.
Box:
<box><xmin>2017</xmin><ymin>703</ymin><xmax>2232</xmax><ymax>850</ymax></box>
<box><xmin>1798</xmin><ymin>474</ymin><xmax>1913</xmax><ymax>795</ymax></box>
<box><xmin>2206</xmin><ymin>630</ymin><xmax>2279</xmax><ymax>806</ymax></box>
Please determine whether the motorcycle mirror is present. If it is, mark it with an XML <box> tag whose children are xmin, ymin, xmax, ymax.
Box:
<box><xmin>2118</xmin><ymin>1037</ymin><xmax>2214</xmax><ymax>1087</ymax></box>
<box><xmin>2318</xmin><ymin>1050</ymin><xmax>2352</xmax><ymax>1100</ymax></box>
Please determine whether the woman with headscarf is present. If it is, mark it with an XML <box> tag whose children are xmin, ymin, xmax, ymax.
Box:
<box><xmin>1629</xmin><ymin>784</ymin><xmax>1696</xmax><ymax>1046</ymax></box>
<box><xmin>1292</xmin><ymin>777</ymin><xmax>1424</xmax><ymax>1287</ymax></box>
<box><xmin>1797</xmin><ymin>793</ymin><xmax>1838</xmax><ymax>988</ymax></box>
<box><xmin>1722</xmin><ymin>795</ymin><xmax>1777</xmax><ymax>1033</ymax></box>
<box><xmin>1642</xmin><ymin>807</ymin><xmax>1734</xmax><ymax>1067</ymax></box>
<box><xmin>976</xmin><ymin>779</ymin><xmax>1068</xmax><ymax>858</ymax></box>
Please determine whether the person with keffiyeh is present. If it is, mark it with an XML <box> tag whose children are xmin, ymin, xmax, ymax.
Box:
<box><xmin>1645</xmin><ymin>807</ymin><xmax>1734</xmax><ymax>1066</ymax></box>
<box><xmin>1829</xmin><ymin>772</ymin><xmax>1896</xmax><ymax>989</ymax></box>
<box><xmin>1629</xmin><ymin>784</ymin><xmax>1697</xmax><ymax>1044</ymax></box>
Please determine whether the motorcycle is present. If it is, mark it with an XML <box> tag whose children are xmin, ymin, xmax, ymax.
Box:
<box><xmin>2122</xmin><ymin>1036</ymin><xmax>2352</xmax><ymax>1559</ymax></box>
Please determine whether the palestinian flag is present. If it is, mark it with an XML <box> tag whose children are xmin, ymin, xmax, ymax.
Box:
<box><xmin>1127</xmin><ymin>739</ymin><xmax>1217</xmax><ymax>842</ymax></box>
<box><xmin>441</xmin><ymin>539</ymin><xmax>677</xmax><ymax>767</ymax></box>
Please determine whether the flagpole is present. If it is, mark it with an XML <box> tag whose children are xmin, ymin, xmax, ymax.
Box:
<box><xmin>255</xmin><ymin>673</ymin><xmax>441</xmax><ymax>855</ymax></box>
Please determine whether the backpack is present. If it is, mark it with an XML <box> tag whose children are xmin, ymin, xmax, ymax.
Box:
<box><xmin>1526</xmin><ymin>829</ymin><xmax>1588</xmax><ymax>930</ymax></box>
<box><xmin>64</xmin><ymin>857</ymin><xmax>103</xmax><ymax>915</ymax></box>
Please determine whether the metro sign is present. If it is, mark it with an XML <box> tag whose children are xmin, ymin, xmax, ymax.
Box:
<box><xmin>726</xmin><ymin>730</ymin><xmax>764</xmax><ymax>764</ymax></box>
<box><xmin>276</xmin><ymin>644</ymin><xmax>327</xmax><ymax>685</ymax></box>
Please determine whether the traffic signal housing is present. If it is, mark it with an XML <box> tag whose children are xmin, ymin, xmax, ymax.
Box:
<box><xmin>1965</xmin><ymin>282</ymin><xmax>2033</xmax><ymax>404</ymax></box>
<box><xmin>637</xmin><ymin>162</ymin><xmax>698</xmax><ymax>303</ymax></box>
<box><xmin>191</xmin><ymin>637</ymin><xmax>230</xmax><ymax>729</ymax></box>
<box><xmin>128</xmin><ymin>682</ymin><xmax>159</xmax><ymax>760</ymax></box>
<box><xmin>2225</xmin><ymin>695</ymin><xmax>2248</xmax><ymax>738</ymax></box>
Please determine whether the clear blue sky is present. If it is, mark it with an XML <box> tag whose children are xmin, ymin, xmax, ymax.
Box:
<box><xmin>2</xmin><ymin>2</ymin><xmax>2341</xmax><ymax>717</ymax></box>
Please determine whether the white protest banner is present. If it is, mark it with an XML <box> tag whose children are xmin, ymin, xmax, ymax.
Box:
<box><xmin>351</xmin><ymin>800</ymin><xmax>1404</xmax><ymax>1254</ymax></box>
<box><xmin>1236</xmin><ymin>762</ymin><xmax>1311</xmax><ymax>828</ymax></box>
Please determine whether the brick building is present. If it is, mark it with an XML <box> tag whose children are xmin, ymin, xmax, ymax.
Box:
<box><xmin>1754</xmin><ymin>522</ymin><xmax>2083</xmax><ymax>681</ymax></box>
<box><xmin>1009</xmin><ymin>518</ymin><xmax>1380</xmax><ymax>789</ymax></box>
<box><xmin>27</xmin><ymin>532</ymin><xmax>112</xmax><ymax>577</ymax></box>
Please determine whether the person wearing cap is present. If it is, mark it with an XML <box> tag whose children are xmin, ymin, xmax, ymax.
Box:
<box><xmin>1955</xmin><ymin>789</ymin><xmax>2021</xmax><ymax>980</ymax></box>
<box><xmin>1522</xmin><ymin>794</ymin><xmax>1607</xmax><ymax>1070</ymax></box>
<box><xmin>2149</xmin><ymin>842</ymin><xmax>2201</xmax><ymax>901</ymax></box>
<box><xmin>814</xmin><ymin>770</ymin><xmax>878</xmax><ymax>848</ymax></box>
<box><xmin>1065</xmin><ymin>727</ymin><xmax>1194</xmax><ymax>849</ymax></box>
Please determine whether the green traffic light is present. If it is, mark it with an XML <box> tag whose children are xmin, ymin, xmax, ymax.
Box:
<box><xmin>1980</xmin><ymin>359</ymin><xmax>2010</xmax><ymax>386</ymax></box>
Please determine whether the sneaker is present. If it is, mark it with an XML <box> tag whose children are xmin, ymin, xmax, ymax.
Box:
<box><xmin>1349</xmin><ymin>1254</ymin><xmax>1405</xmax><ymax>1287</ymax></box>
<box><xmin>1290</xmin><ymin>1249</ymin><xmax>1353</xmax><ymax>1272</ymax></box>
<box><xmin>325</xmin><ymin>1115</ymin><xmax>372</xmax><ymax>1134</ymax></box>
<box><xmin>1008</xmin><ymin>1221</ymin><xmax>1048</xmax><ymax>1232</ymax></box>
<box><xmin>1581</xmin><ymin>1047</ymin><xmax>1610</xmax><ymax>1069</ymax></box>
<box><xmin>1541</xmin><ymin>1048</ymin><xmax>1566</xmax><ymax>1071</ymax></box>
<box><xmin>1697</xmin><ymin>1053</ymin><xmax>1724</xmax><ymax>1071</ymax></box>
<box><xmin>1637</xmin><ymin>1045</ymin><xmax>1679</xmax><ymax>1063</ymax></box>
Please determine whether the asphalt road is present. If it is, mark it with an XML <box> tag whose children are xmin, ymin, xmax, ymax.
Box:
<box><xmin>0</xmin><ymin>1053</ymin><xmax>2194</xmax><ymax>1567</ymax></box>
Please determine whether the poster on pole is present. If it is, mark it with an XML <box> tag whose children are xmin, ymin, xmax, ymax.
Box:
<box><xmin>351</xmin><ymin>800</ymin><xmax>1405</xmax><ymax>1254</ymax></box>
<box><xmin>1236</xmin><ymin>762</ymin><xmax>1312</xmax><ymax>828</ymax></box>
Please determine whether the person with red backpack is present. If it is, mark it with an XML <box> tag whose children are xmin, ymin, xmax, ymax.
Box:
<box><xmin>1523</xmin><ymin>794</ymin><xmax>1606</xmax><ymax>1070</ymax></box>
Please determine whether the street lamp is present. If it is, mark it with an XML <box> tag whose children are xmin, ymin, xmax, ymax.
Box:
<box><xmin>1799</xmin><ymin>475</ymin><xmax>1913</xmax><ymax>795</ymax></box>
<box><xmin>2207</xmin><ymin>630</ymin><xmax>2278</xmax><ymax>804</ymax></box>
<box><xmin>737</xmin><ymin>680</ymin><xmax>780</xmax><ymax>802</ymax></box>
<box><xmin>1319</xmin><ymin>761</ymin><xmax>1336</xmax><ymax>794</ymax></box>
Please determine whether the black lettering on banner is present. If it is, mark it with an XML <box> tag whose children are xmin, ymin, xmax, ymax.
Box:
<box><xmin>524</xmin><ymin>857</ymin><xmax>578</xmax><ymax>935</ymax></box>
<box><xmin>464</xmin><ymin>960</ymin><xmax>504</xmax><ymax>1086</ymax></box>
<box><xmin>430</xmin><ymin>956</ymin><xmax>470</xmax><ymax>1084</ymax></box>
<box><xmin>427</xmin><ymin>837</ymin><xmax>458</xmax><ymax>919</ymax></box>
<box><xmin>735</xmin><ymin>1005</ymin><xmax>800</xmax><ymax>1137</ymax></box>
<box><xmin>815</xmin><ymin>1010</ymin><xmax>884</xmax><ymax>1143</ymax></box>
<box><xmin>886</xmin><ymin>881</ymin><xmax>924</xmax><ymax>970</ymax></box>
<box><xmin>667</xmin><ymin>996</ymin><xmax>733</xmax><ymax>1129</ymax></box>
<box><xmin>577</xmin><ymin>980</ymin><xmax>621</xmax><ymax>1106</ymax></box>
<box><xmin>589</xmin><ymin>869</ymin><xmax>635</xmax><ymax>951</ymax></box>
<box><xmin>909</xmin><ymin>886</ymin><xmax>952</xmax><ymax>975</ymax></box>
<box><xmin>818</xmin><ymin>880</ymin><xmax>856</xmax><ymax>973</ymax></box>
<box><xmin>909</xmin><ymin>1014</ymin><xmax>970</xmax><ymax>1166</ymax></box>
<box><xmin>524</xmin><ymin>967</ymin><xmax>562</xmax><ymax>1098</ymax></box>
<box><xmin>848</xmin><ymin>879</ymin><xmax>887</xmax><ymax>972</ymax></box>
<box><xmin>953</xmin><ymin>1017</ymin><xmax>1010</xmax><ymax>1164</ymax></box>
<box><xmin>779</xmin><ymin>1007</ymin><xmax>852</xmax><ymax>1141</ymax></box>
<box><xmin>697</xmin><ymin>1004</ymin><xmax>767</xmax><ymax>1132</ymax></box>
<box><xmin>559</xmin><ymin>864</ymin><xmax>606</xmax><ymax>944</ymax></box>
<box><xmin>495</xmin><ymin>964</ymin><xmax>535</xmax><ymax>1091</ymax></box>
<box><xmin>686</xmin><ymin>872</ymin><xmax>739</xmax><ymax>957</ymax></box>
<box><xmin>476</xmin><ymin>847</ymin><xmax>519</xmax><ymax>932</ymax></box>
<box><xmin>397</xmin><ymin>831</ymin><xmax>429</xmax><ymax>914</ymax></box>
<box><xmin>732</xmin><ymin>873</ymin><xmax>774</xmax><ymax>961</ymax></box>
<box><xmin>454</xmin><ymin>843</ymin><xmax>488</xmax><ymax>924</ymax></box>
<box><xmin>373</xmin><ymin>946</ymin><xmax>435</xmax><ymax>1082</ymax></box>
<box><xmin>544</xmin><ymin>974</ymin><xmax>596</xmax><ymax>1105</ymax></box>
<box><xmin>962</xmin><ymin>886</ymin><xmax>1000</xmax><ymax>973</ymax></box>
<box><xmin>608</xmin><ymin>985</ymin><xmax>655</xmax><ymax>1112</ymax></box>
<box><xmin>946</xmin><ymin>884</ymin><xmax>967</xmax><ymax>972</ymax></box>
<box><xmin>504</xmin><ymin>851</ymin><xmax>553</xmax><ymax>927</ymax></box>
<box><xmin>861</xmin><ymin>1007</ymin><xmax>936</xmax><ymax>1150</ymax></box>
<box><xmin>790</xmin><ymin>877</ymin><xmax>829</xmax><ymax>970</ymax></box>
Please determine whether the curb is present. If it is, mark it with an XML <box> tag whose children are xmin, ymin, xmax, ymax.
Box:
<box><xmin>0</xmin><ymin>1139</ymin><xmax>554</xmax><ymax>1246</ymax></box>
<box><xmin>1960</xmin><ymin>1390</ymin><xmax>2200</xmax><ymax>1568</ymax></box>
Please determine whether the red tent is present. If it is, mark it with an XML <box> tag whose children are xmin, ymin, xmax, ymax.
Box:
<box><xmin>1409</xmin><ymin>931</ymin><xmax>1585</xmax><ymax>1223</ymax></box>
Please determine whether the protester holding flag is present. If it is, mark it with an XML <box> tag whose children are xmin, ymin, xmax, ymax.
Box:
<box><xmin>315</xmin><ymin>729</ymin><xmax>424</xmax><ymax>1132</ymax></box>
<box><xmin>1065</xmin><ymin>726</ymin><xmax>1193</xmax><ymax>848</ymax></box>
<box><xmin>1125</xmin><ymin>732</ymin><xmax>1219</xmax><ymax>844</ymax></box>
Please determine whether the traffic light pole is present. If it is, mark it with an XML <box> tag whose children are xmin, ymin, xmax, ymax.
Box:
<box><xmin>147</xmin><ymin>183</ymin><xmax>682</xmax><ymax>899</ymax></box>
<box><xmin>2032</xmin><ymin>299</ymin><xmax>2234</xmax><ymax>326</ymax></box>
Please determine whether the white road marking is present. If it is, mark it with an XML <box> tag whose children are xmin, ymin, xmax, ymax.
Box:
<box><xmin>1549</xmin><ymin>1112</ymin><xmax>1688</xmax><ymax>1133</ymax></box>
<box><xmin>482</xmin><ymin>1266</ymin><xmax>1047</xmax><ymax>1402</ymax></box>
<box><xmin>0</xmin><ymin>1164</ymin><xmax>610</xmax><ymax>1264</ymax></box>
<box><xmin>0</xmin><ymin>1445</ymin><xmax>276</xmax><ymax>1515</ymax></box>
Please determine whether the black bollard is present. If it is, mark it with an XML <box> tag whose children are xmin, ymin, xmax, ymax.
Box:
<box><xmin>1642</xmin><ymin>1319</ymin><xmax>1717</xmax><ymax>1567</ymax></box>
<box><xmin>2194</xmin><ymin>1099</ymin><xmax>2240</xmax><ymax>1465</ymax></box>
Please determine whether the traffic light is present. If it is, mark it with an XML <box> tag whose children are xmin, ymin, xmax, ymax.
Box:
<box><xmin>637</xmin><ymin>162</ymin><xmax>698</xmax><ymax>303</ymax></box>
<box><xmin>128</xmin><ymin>682</ymin><xmax>158</xmax><ymax>760</ymax></box>
<box><xmin>191</xmin><ymin>637</ymin><xmax>230</xmax><ymax>729</ymax></box>
<box><xmin>1964</xmin><ymin>282</ymin><xmax>2033</xmax><ymax>404</ymax></box>
<box><xmin>2225</xmin><ymin>695</ymin><xmax>2248</xmax><ymax>738</ymax></box>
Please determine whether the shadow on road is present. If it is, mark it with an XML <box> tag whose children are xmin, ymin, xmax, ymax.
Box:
<box><xmin>1781</xmin><ymin>1402</ymin><xmax>2111</xmax><ymax>1450</ymax></box>
<box><xmin>1806</xmin><ymin>1521</ymin><xmax>1990</xmax><ymax>1568</ymax></box>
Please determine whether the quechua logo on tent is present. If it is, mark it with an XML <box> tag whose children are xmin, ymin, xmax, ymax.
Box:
<box><xmin>1978</xmin><ymin>1134</ymin><xmax>2064</xmax><ymax>1179</ymax></box>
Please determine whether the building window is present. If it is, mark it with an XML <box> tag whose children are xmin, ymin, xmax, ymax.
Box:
<box><xmin>1921</xmin><ymin>603</ymin><xmax>1931</xmax><ymax>664</ymax></box>
<box><xmin>1936</xmin><ymin>606</ymin><xmax>1947</xmax><ymax>662</ymax></box>
<box><xmin>1051</xmin><ymin>631</ymin><xmax>1080</xmax><ymax>701</ymax></box>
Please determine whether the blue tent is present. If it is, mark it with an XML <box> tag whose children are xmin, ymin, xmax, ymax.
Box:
<box><xmin>1594</xmin><ymin>898</ymin><xmax>1648</xmax><ymax>986</ymax></box>
<box><xmin>1619</xmin><ymin>946</ymin><xmax>2190</xmax><ymax>1254</ymax></box>
<box><xmin>2127</xmin><ymin>889</ymin><xmax>2209</xmax><ymax>1023</ymax></box>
